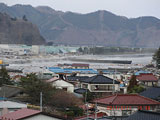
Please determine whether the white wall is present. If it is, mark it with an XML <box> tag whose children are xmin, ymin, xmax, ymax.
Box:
<box><xmin>52</xmin><ymin>80</ymin><xmax>74</xmax><ymax>93</ymax></box>
<box><xmin>31</xmin><ymin>45</ymin><xmax>40</xmax><ymax>54</ymax></box>
<box><xmin>83</xmin><ymin>84</ymin><xmax>120</xmax><ymax>92</ymax></box>
<box><xmin>0</xmin><ymin>44</ymin><xmax>9</xmax><ymax>49</ymax></box>
<box><xmin>97</xmin><ymin>106</ymin><xmax>138</xmax><ymax>116</ymax></box>
<box><xmin>23</xmin><ymin>114</ymin><xmax>61</xmax><ymax>120</ymax></box>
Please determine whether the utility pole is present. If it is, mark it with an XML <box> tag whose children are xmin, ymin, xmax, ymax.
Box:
<box><xmin>85</xmin><ymin>90</ymin><xmax>89</xmax><ymax>120</ymax></box>
<box><xmin>40</xmin><ymin>92</ymin><xmax>42</xmax><ymax>111</ymax></box>
<box><xmin>112</xmin><ymin>69</ymin><xmax>116</xmax><ymax>95</ymax></box>
<box><xmin>94</xmin><ymin>101</ymin><xmax>97</xmax><ymax>120</ymax></box>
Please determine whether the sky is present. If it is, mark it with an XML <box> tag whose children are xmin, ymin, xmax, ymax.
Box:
<box><xmin>0</xmin><ymin>0</ymin><xmax>159</xmax><ymax>19</ymax></box>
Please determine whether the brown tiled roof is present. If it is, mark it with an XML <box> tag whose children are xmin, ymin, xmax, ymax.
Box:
<box><xmin>1</xmin><ymin>108</ymin><xmax>41</xmax><ymax>120</ymax></box>
<box><xmin>136</xmin><ymin>73</ymin><xmax>158</xmax><ymax>82</ymax></box>
<box><xmin>0</xmin><ymin>108</ymin><xmax>67</xmax><ymax>120</ymax></box>
<box><xmin>93</xmin><ymin>94</ymin><xmax>160</xmax><ymax>105</ymax></box>
<box><xmin>72</xmin><ymin>63</ymin><xmax>89</xmax><ymax>67</ymax></box>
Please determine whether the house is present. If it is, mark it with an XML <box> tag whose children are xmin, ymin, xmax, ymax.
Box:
<box><xmin>47</xmin><ymin>78</ymin><xmax>74</xmax><ymax>93</ymax></box>
<box><xmin>80</xmin><ymin>74</ymin><xmax>120</xmax><ymax>95</ymax></box>
<box><xmin>92</xmin><ymin>94</ymin><xmax>160</xmax><ymax>117</ymax></box>
<box><xmin>140</xmin><ymin>87</ymin><xmax>160</xmax><ymax>102</ymax></box>
<box><xmin>0</xmin><ymin>108</ymin><xmax>65</xmax><ymax>120</ymax></box>
<box><xmin>136</xmin><ymin>73</ymin><xmax>158</xmax><ymax>87</ymax></box>
<box><xmin>67</xmin><ymin>76</ymin><xmax>89</xmax><ymax>88</ymax></box>
<box><xmin>124</xmin><ymin>110</ymin><xmax>160</xmax><ymax>120</ymax></box>
<box><xmin>11</xmin><ymin>75</ymin><xmax>23</xmax><ymax>83</ymax></box>
<box><xmin>0</xmin><ymin>85</ymin><xmax>24</xmax><ymax>99</ymax></box>
<box><xmin>0</xmin><ymin>100</ymin><xmax>27</xmax><ymax>116</ymax></box>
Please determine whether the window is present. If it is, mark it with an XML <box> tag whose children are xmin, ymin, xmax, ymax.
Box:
<box><xmin>91</xmin><ymin>85</ymin><xmax>114</xmax><ymax>91</ymax></box>
<box><xmin>62</xmin><ymin>87</ymin><xmax>67</xmax><ymax>91</ymax></box>
<box><xmin>82</xmin><ymin>84</ymin><xmax>88</xmax><ymax>89</ymax></box>
<box><xmin>122</xmin><ymin>110</ymin><xmax>132</xmax><ymax>116</ymax></box>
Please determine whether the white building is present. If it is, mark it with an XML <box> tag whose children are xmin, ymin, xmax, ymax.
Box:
<box><xmin>47</xmin><ymin>78</ymin><xmax>74</xmax><ymax>93</ymax></box>
<box><xmin>93</xmin><ymin>94</ymin><xmax>160</xmax><ymax>116</ymax></box>
<box><xmin>31</xmin><ymin>45</ymin><xmax>40</xmax><ymax>54</ymax></box>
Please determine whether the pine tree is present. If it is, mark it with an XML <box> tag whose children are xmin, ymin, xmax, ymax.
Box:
<box><xmin>20</xmin><ymin>73</ymin><xmax>55</xmax><ymax>105</ymax></box>
<box><xmin>127</xmin><ymin>75</ymin><xmax>137</xmax><ymax>92</ymax></box>
<box><xmin>0</xmin><ymin>67</ymin><xmax>12</xmax><ymax>86</ymax></box>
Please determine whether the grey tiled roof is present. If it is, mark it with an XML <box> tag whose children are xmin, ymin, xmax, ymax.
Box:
<box><xmin>67</xmin><ymin>76</ymin><xmax>89</xmax><ymax>81</ymax></box>
<box><xmin>140</xmin><ymin>87</ymin><xmax>160</xmax><ymax>100</ymax></box>
<box><xmin>124</xmin><ymin>110</ymin><xmax>160</xmax><ymax>120</ymax></box>
<box><xmin>0</xmin><ymin>85</ymin><xmax>23</xmax><ymax>98</ymax></box>
<box><xmin>74</xmin><ymin>88</ymin><xmax>88</xmax><ymax>94</ymax></box>
<box><xmin>80</xmin><ymin>75</ymin><xmax>120</xmax><ymax>84</ymax></box>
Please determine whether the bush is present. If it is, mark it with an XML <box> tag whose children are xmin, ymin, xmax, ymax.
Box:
<box><xmin>129</xmin><ymin>85</ymin><xmax>145</xmax><ymax>93</ymax></box>
<box><xmin>50</xmin><ymin>90</ymin><xmax>83</xmax><ymax>108</ymax></box>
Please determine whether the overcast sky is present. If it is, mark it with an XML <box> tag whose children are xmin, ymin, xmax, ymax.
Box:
<box><xmin>0</xmin><ymin>0</ymin><xmax>159</xmax><ymax>19</ymax></box>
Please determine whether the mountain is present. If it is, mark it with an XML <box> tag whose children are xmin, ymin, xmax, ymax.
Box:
<box><xmin>0</xmin><ymin>12</ymin><xmax>45</xmax><ymax>45</ymax></box>
<box><xmin>0</xmin><ymin>3</ymin><xmax>160</xmax><ymax>47</ymax></box>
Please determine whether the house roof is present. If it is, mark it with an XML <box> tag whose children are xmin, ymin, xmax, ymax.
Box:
<box><xmin>0</xmin><ymin>108</ymin><xmax>41</xmax><ymax>120</ymax></box>
<box><xmin>0</xmin><ymin>100</ymin><xmax>27</xmax><ymax>109</ymax></box>
<box><xmin>80</xmin><ymin>75</ymin><xmax>120</xmax><ymax>84</ymax></box>
<box><xmin>46</xmin><ymin>78</ymin><xmax>74</xmax><ymax>87</ymax></box>
<box><xmin>72</xmin><ymin>63</ymin><xmax>89</xmax><ymax>67</ymax></box>
<box><xmin>0</xmin><ymin>108</ymin><xmax>67</xmax><ymax>120</ymax></box>
<box><xmin>49</xmin><ymin>67</ymin><xmax>97</xmax><ymax>74</ymax></box>
<box><xmin>0</xmin><ymin>85</ymin><xmax>23</xmax><ymax>98</ymax></box>
<box><xmin>124</xmin><ymin>110</ymin><xmax>160</xmax><ymax>120</ymax></box>
<box><xmin>46</xmin><ymin>77</ymin><xmax>59</xmax><ymax>83</ymax></box>
<box><xmin>67</xmin><ymin>76</ymin><xmax>89</xmax><ymax>81</ymax></box>
<box><xmin>136</xmin><ymin>73</ymin><xmax>158</xmax><ymax>82</ymax></box>
<box><xmin>135</xmin><ymin>70</ymin><xmax>151</xmax><ymax>76</ymax></box>
<box><xmin>93</xmin><ymin>94</ymin><xmax>160</xmax><ymax>106</ymax></box>
<box><xmin>0</xmin><ymin>97</ymin><xmax>6</xmax><ymax>100</ymax></box>
<box><xmin>140</xmin><ymin>87</ymin><xmax>160</xmax><ymax>100</ymax></box>
<box><xmin>74</xmin><ymin>88</ymin><xmax>88</xmax><ymax>94</ymax></box>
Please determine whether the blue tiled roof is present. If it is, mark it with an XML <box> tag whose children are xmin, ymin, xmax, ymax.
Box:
<box><xmin>49</xmin><ymin>67</ymin><xmax>61</xmax><ymax>69</ymax></box>
<box><xmin>49</xmin><ymin>67</ymin><xmax>98</xmax><ymax>74</ymax></box>
<box><xmin>0</xmin><ymin>97</ymin><xmax>6</xmax><ymax>100</ymax></box>
<box><xmin>135</xmin><ymin>70</ymin><xmax>150</xmax><ymax>76</ymax></box>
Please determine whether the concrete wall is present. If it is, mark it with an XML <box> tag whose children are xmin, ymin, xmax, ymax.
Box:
<box><xmin>23</xmin><ymin>114</ymin><xmax>61</xmax><ymax>120</ymax></box>
<box><xmin>52</xmin><ymin>80</ymin><xmax>74</xmax><ymax>93</ymax></box>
